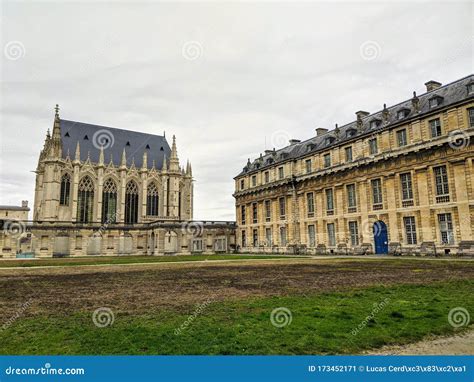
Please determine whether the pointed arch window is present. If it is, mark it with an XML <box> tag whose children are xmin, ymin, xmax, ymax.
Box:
<box><xmin>59</xmin><ymin>173</ymin><xmax>71</xmax><ymax>206</ymax></box>
<box><xmin>102</xmin><ymin>179</ymin><xmax>117</xmax><ymax>223</ymax></box>
<box><xmin>125</xmin><ymin>181</ymin><xmax>139</xmax><ymax>224</ymax></box>
<box><xmin>146</xmin><ymin>182</ymin><xmax>159</xmax><ymax>216</ymax></box>
<box><xmin>77</xmin><ymin>176</ymin><xmax>94</xmax><ymax>223</ymax></box>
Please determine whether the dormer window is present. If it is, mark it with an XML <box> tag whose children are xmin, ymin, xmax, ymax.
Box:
<box><xmin>126</xmin><ymin>141</ymin><xmax>131</xmax><ymax>146</ymax></box>
<box><xmin>397</xmin><ymin>108</ymin><xmax>410</xmax><ymax>120</ymax></box>
<box><xmin>325</xmin><ymin>136</ymin><xmax>335</xmax><ymax>146</ymax></box>
<box><xmin>370</xmin><ymin>119</ymin><xmax>381</xmax><ymax>129</ymax></box>
<box><xmin>83</xmin><ymin>135</ymin><xmax>89</xmax><ymax>140</ymax></box>
<box><xmin>467</xmin><ymin>81</ymin><xmax>474</xmax><ymax>95</ymax></box>
<box><xmin>346</xmin><ymin>128</ymin><xmax>357</xmax><ymax>138</ymax></box>
<box><xmin>65</xmin><ymin>132</ymin><xmax>70</xmax><ymax>137</ymax></box>
<box><xmin>306</xmin><ymin>143</ymin><xmax>316</xmax><ymax>152</ymax></box>
<box><xmin>429</xmin><ymin>96</ymin><xmax>443</xmax><ymax>109</ymax></box>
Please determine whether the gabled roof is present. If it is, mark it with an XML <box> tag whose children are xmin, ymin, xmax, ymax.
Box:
<box><xmin>238</xmin><ymin>74</ymin><xmax>474</xmax><ymax>177</ymax></box>
<box><xmin>60</xmin><ymin>119</ymin><xmax>171</xmax><ymax>169</ymax></box>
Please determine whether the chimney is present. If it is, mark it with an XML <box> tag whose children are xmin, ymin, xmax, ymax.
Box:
<box><xmin>425</xmin><ymin>80</ymin><xmax>442</xmax><ymax>92</ymax></box>
<box><xmin>316</xmin><ymin>128</ymin><xmax>328</xmax><ymax>136</ymax></box>
<box><xmin>355</xmin><ymin>110</ymin><xmax>370</xmax><ymax>119</ymax></box>
<box><xmin>264</xmin><ymin>149</ymin><xmax>274</xmax><ymax>155</ymax></box>
<box><xmin>289</xmin><ymin>139</ymin><xmax>301</xmax><ymax>145</ymax></box>
<box><xmin>21</xmin><ymin>200</ymin><xmax>28</xmax><ymax>208</ymax></box>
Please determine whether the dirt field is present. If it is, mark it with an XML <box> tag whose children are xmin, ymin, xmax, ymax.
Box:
<box><xmin>1</xmin><ymin>258</ymin><xmax>473</xmax><ymax>323</ymax></box>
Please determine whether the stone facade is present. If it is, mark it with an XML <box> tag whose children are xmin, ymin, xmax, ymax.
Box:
<box><xmin>0</xmin><ymin>107</ymin><xmax>236</xmax><ymax>258</ymax></box>
<box><xmin>234</xmin><ymin>75</ymin><xmax>474</xmax><ymax>256</ymax></box>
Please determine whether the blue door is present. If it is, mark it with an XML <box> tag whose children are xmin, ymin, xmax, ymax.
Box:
<box><xmin>373</xmin><ymin>220</ymin><xmax>388</xmax><ymax>254</ymax></box>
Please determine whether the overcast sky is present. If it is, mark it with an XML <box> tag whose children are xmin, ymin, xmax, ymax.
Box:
<box><xmin>0</xmin><ymin>1</ymin><xmax>472</xmax><ymax>221</ymax></box>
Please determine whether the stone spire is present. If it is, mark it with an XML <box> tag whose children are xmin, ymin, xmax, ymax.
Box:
<box><xmin>121</xmin><ymin>148</ymin><xmax>127</xmax><ymax>168</ymax></box>
<box><xmin>186</xmin><ymin>160</ymin><xmax>192</xmax><ymax>176</ymax></box>
<box><xmin>46</xmin><ymin>104</ymin><xmax>63</xmax><ymax>158</ymax></box>
<box><xmin>98</xmin><ymin>145</ymin><xmax>105</xmax><ymax>166</ymax></box>
<box><xmin>142</xmin><ymin>151</ymin><xmax>148</xmax><ymax>170</ymax></box>
<box><xmin>74</xmin><ymin>141</ymin><xmax>81</xmax><ymax>162</ymax></box>
<box><xmin>411</xmin><ymin>91</ymin><xmax>420</xmax><ymax>112</ymax></box>
<box><xmin>161</xmin><ymin>154</ymin><xmax>168</xmax><ymax>172</ymax></box>
<box><xmin>169</xmin><ymin>135</ymin><xmax>180</xmax><ymax>172</ymax></box>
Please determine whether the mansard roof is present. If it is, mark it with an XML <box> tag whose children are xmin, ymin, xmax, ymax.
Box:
<box><xmin>60</xmin><ymin>119</ymin><xmax>171</xmax><ymax>169</ymax></box>
<box><xmin>237</xmin><ymin>74</ymin><xmax>474</xmax><ymax>177</ymax></box>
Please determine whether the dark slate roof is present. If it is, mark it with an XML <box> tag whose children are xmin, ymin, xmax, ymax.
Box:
<box><xmin>237</xmin><ymin>74</ymin><xmax>474</xmax><ymax>177</ymax></box>
<box><xmin>60</xmin><ymin>119</ymin><xmax>171</xmax><ymax>169</ymax></box>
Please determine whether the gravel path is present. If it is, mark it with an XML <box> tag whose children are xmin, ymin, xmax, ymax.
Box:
<box><xmin>370</xmin><ymin>329</ymin><xmax>474</xmax><ymax>355</ymax></box>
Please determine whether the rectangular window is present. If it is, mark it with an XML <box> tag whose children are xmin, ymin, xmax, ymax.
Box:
<box><xmin>469</xmin><ymin>108</ymin><xmax>474</xmax><ymax>128</ymax></box>
<box><xmin>240</xmin><ymin>179</ymin><xmax>245</xmax><ymax>190</ymax></box>
<box><xmin>327</xmin><ymin>223</ymin><xmax>336</xmax><ymax>247</ymax></box>
<box><xmin>403</xmin><ymin>216</ymin><xmax>417</xmax><ymax>245</ymax></box>
<box><xmin>397</xmin><ymin>129</ymin><xmax>407</xmax><ymax>147</ymax></box>
<box><xmin>252</xmin><ymin>229</ymin><xmax>258</xmax><ymax>247</ymax></box>
<box><xmin>241</xmin><ymin>230</ymin><xmax>246</xmax><ymax>247</ymax></box>
<box><xmin>252</xmin><ymin>175</ymin><xmax>257</xmax><ymax>187</ymax></box>
<box><xmin>325</xmin><ymin>188</ymin><xmax>334</xmax><ymax>214</ymax></box>
<box><xmin>400</xmin><ymin>173</ymin><xmax>414</xmax><ymax>201</ymax></box>
<box><xmin>305</xmin><ymin>159</ymin><xmax>312</xmax><ymax>173</ymax></box>
<box><xmin>324</xmin><ymin>153</ymin><xmax>331</xmax><ymax>168</ymax></box>
<box><xmin>429</xmin><ymin>118</ymin><xmax>442</xmax><ymax>138</ymax></box>
<box><xmin>278</xmin><ymin>166</ymin><xmax>284</xmax><ymax>179</ymax></box>
<box><xmin>345</xmin><ymin>146</ymin><xmax>353</xmax><ymax>162</ymax></box>
<box><xmin>346</xmin><ymin>184</ymin><xmax>356</xmax><ymax>210</ymax></box>
<box><xmin>371</xmin><ymin>178</ymin><xmax>383</xmax><ymax>208</ymax></box>
<box><xmin>241</xmin><ymin>205</ymin><xmax>246</xmax><ymax>225</ymax></box>
<box><xmin>369</xmin><ymin>138</ymin><xmax>378</xmax><ymax>155</ymax></box>
<box><xmin>434</xmin><ymin>165</ymin><xmax>449</xmax><ymax>202</ymax></box>
<box><xmin>265</xmin><ymin>200</ymin><xmax>271</xmax><ymax>222</ymax></box>
<box><xmin>265</xmin><ymin>227</ymin><xmax>272</xmax><ymax>246</ymax></box>
<box><xmin>264</xmin><ymin>171</ymin><xmax>270</xmax><ymax>183</ymax></box>
<box><xmin>280</xmin><ymin>227</ymin><xmax>287</xmax><ymax>246</ymax></box>
<box><xmin>349</xmin><ymin>221</ymin><xmax>359</xmax><ymax>246</ymax></box>
<box><xmin>279</xmin><ymin>197</ymin><xmax>286</xmax><ymax>219</ymax></box>
<box><xmin>308</xmin><ymin>225</ymin><xmax>316</xmax><ymax>247</ymax></box>
<box><xmin>438</xmin><ymin>213</ymin><xmax>454</xmax><ymax>245</ymax></box>
<box><xmin>252</xmin><ymin>203</ymin><xmax>258</xmax><ymax>223</ymax></box>
<box><xmin>306</xmin><ymin>192</ymin><xmax>315</xmax><ymax>217</ymax></box>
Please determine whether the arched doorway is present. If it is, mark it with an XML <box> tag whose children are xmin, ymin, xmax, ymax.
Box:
<box><xmin>373</xmin><ymin>220</ymin><xmax>388</xmax><ymax>254</ymax></box>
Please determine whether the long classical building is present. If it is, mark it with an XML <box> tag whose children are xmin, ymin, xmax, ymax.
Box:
<box><xmin>234</xmin><ymin>75</ymin><xmax>474</xmax><ymax>256</ymax></box>
<box><xmin>0</xmin><ymin>107</ymin><xmax>235</xmax><ymax>258</ymax></box>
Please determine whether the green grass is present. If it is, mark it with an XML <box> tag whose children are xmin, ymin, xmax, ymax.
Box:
<box><xmin>0</xmin><ymin>254</ymin><xmax>303</xmax><ymax>268</ymax></box>
<box><xmin>1</xmin><ymin>280</ymin><xmax>472</xmax><ymax>355</ymax></box>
